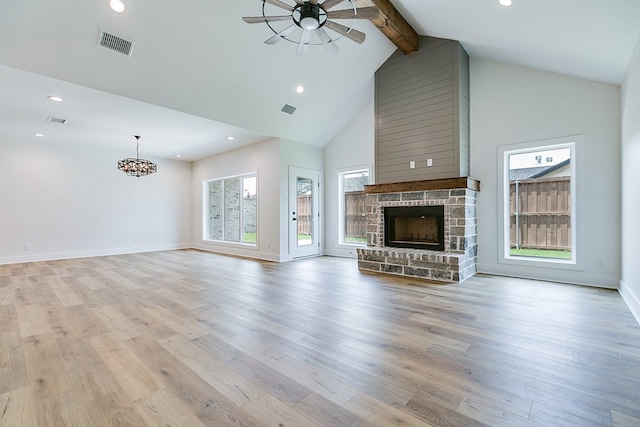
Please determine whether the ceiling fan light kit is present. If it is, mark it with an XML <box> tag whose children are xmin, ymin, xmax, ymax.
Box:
<box><xmin>243</xmin><ymin>0</ymin><xmax>376</xmax><ymax>55</ymax></box>
<box><xmin>297</xmin><ymin>3</ymin><xmax>321</xmax><ymax>30</ymax></box>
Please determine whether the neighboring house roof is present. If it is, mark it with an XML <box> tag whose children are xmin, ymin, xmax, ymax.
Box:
<box><xmin>510</xmin><ymin>166</ymin><xmax>551</xmax><ymax>181</ymax></box>
<box><xmin>509</xmin><ymin>159</ymin><xmax>571</xmax><ymax>181</ymax></box>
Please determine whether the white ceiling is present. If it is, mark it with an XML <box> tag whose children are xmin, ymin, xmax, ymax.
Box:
<box><xmin>1</xmin><ymin>0</ymin><xmax>638</xmax><ymax>162</ymax></box>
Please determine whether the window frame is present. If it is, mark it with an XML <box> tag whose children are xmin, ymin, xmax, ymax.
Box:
<box><xmin>497</xmin><ymin>136</ymin><xmax>584</xmax><ymax>270</ymax></box>
<box><xmin>338</xmin><ymin>165</ymin><xmax>371</xmax><ymax>247</ymax></box>
<box><xmin>203</xmin><ymin>172</ymin><xmax>258</xmax><ymax>247</ymax></box>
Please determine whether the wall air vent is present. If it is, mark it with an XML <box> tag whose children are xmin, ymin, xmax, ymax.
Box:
<box><xmin>47</xmin><ymin>116</ymin><xmax>67</xmax><ymax>124</ymax></box>
<box><xmin>280</xmin><ymin>103</ymin><xmax>298</xmax><ymax>115</ymax></box>
<box><xmin>98</xmin><ymin>29</ymin><xmax>135</xmax><ymax>57</ymax></box>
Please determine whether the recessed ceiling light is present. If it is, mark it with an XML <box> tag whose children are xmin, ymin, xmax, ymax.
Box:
<box><xmin>34</xmin><ymin>133</ymin><xmax>44</xmax><ymax>137</ymax></box>
<box><xmin>227</xmin><ymin>136</ymin><xmax>235</xmax><ymax>140</ymax></box>
<box><xmin>47</xmin><ymin>95</ymin><xmax>63</xmax><ymax>102</ymax></box>
<box><xmin>296</xmin><ymin>85</ymin><xmax>304</xmax><ymax>94</ymax></box>
<box><xmin>498</xmin><ymin>0</ymin><xmax>512</xmax><ymax>6</ymax></box>
<box><xmin>175</xmin><ymin>154</ymin><xmax>182</xmax><ymax>158</ymax></box>
<box><xmin>109</xmin><ymin>0</ymin><xmax>125</xmax><ymax>12</ymax></box>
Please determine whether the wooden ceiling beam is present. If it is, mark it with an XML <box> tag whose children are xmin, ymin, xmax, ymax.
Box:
<box><xmin>354</xmin><ymin>0</ymin><xmax>419</xmax><ymax>54</ymax></box>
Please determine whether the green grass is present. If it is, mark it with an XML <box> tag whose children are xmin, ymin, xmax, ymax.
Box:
<box><xmin>296</xmin><ymin>234</ymin><xmax>313</xmax><ymax>246</ymax></box>
<box><xmin>344</xmin><ymin>236</ymin><xmax>367</xmax><ymax>244</ymax></box>
<box><xmin>243</xmin><ymin>232</ymin><xmax>256</xmax><ymax>244</ymax></box>
<box><xmin>510</xmin><ymin>248</ymin><xmax>572</xmax><ymax>259</ymax></box>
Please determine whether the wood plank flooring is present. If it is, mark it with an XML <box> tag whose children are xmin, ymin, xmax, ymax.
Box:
<box><xmin>1</xmin><ymin>249</ymin><xmax>639</xmax><ymax>426</ymax></box>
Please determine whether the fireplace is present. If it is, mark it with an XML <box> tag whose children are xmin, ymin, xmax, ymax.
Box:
<box><xmin>357</xmin><ymin>177</ymin><xmax>480</xmax><ymax>283</ymax></box>
<box><xmin>384</xmin><ymin>206</ymin><xmax>444</xmax><ymax>251</ymax></box>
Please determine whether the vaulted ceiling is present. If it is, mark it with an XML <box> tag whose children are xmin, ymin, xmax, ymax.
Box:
<box><xmin>1</xmin><ymin>0</ymin><xmax>639</xmax><ymax>161</ymax></box>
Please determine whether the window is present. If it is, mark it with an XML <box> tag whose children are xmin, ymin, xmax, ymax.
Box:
<box><xmin>339</xmin><ymin>167</ymin><xmax>370</xmax><ymax>245</ymax></box>
<box><xmin>499</xmin><ymin>136</ymin><xmax>582</xmax><ymax>268</ymax></box>
<box><xmin>205</xmin><ymin>174</ymin><xmax>257</xmax><ymax>245</ymax></box>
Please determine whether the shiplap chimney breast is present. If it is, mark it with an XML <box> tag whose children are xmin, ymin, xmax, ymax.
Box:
<box><xmin>375</xmin><ymin>36</ymin><xmax>470</xmax><ymax>184</ymax></box>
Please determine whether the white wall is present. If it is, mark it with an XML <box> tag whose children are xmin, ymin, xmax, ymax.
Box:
<box><xmin>323</xmin><ymin>101</ymin><xmax>375</xmax><ymax>258</ymax></box>
<box><xmin>470</xmin><ymin>59</ymin><xmax>621</xmax><ymax>287</ymax></box>
<box><xmin>191</xmin><ymin>138</ymin><xmax>282</xmax><ymax>261</ymax></box>
<box><xmin>0</xmin><ymin>137</ymin><xmax>191</xmax><ymax>264</ymax></box>
<box><xmin>620</xmin><ymin>37</ymin><xmax>640</xmax><ymax>320</ymax></box>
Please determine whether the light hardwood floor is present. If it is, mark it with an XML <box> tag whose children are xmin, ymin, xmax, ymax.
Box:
<box><xmin>1</xmin><ymin>249</ymin><xmax>639</xmax><ymax>426</ymax></box>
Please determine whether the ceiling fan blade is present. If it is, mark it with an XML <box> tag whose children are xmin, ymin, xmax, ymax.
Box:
<box><xmin>264</xmin><ymin>0</ymin><xmax>294</xmax><ymax>12</ymax></box>
<box><xmin>327</xmin><ymin>6</ymin><xmax>380</xmax><ymax>20</ymax></box>
<box><xmin>296</xmin><ymin>29</ymin><xmax>311</xmax><ymax>56</ymax></box>
<box><xmin>320</xmin><ymin>0</ymin><xmax>345</xmax><ymax>10</ymax></box>
<box><xmin>264</xmin><ymin>24</ymin><xmax>297</xmax><ymax>45</ymax></box>
<box><xmin>324</xmin><ymin>20</ymin><xmax>366</xmax><ymax>44</ymax></box>
<box><xmin>294</xmin><ymin>0</ymin><xmax>303</xmax><ymax>3</ymax></box>
<box><xmin>243</xmin><ymin>16</ymin><xmax>292</xmax><ymax>24</ymax></box>
<box><xmin>316</xmin><ymin>27</ymin><xmax>339</xmax><ymax>55</ymax></box>
<box><xmin>309</xmin><ymin>0</ymin><xmax>318</xmax><ymax>4</ymax></box>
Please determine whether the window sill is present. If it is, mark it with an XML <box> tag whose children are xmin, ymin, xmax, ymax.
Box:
<box><xmin>201</xmin><ymin>240</ymin><xmax>258</xmax><ymax>249</ymax></box>
<box><xmin>338</xmin><ymin>242</ymin><xmax>367</xmax><ymax>248</ymax></box>
<box><xmin>499</xmin><ymin>255</ymin><xmax>583</xmax><ymax>271</ymax></box>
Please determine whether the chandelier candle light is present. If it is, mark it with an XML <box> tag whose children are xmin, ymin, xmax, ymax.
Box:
<box><xmin>117</xmin><ymin>135</ymin><xmax>157</xmax><ymax>177</ymax></box>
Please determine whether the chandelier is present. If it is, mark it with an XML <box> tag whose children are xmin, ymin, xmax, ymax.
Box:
<box><xmin>117</xmin><ymin>135</ymin><xmax>157</xmax><ymax>177</ymax></box>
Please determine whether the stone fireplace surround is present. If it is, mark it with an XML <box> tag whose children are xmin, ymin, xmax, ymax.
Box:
<box><xmin>357</xmin><ymin>177</ymin><xmax>480</xmax><ymax>283</ymax></box>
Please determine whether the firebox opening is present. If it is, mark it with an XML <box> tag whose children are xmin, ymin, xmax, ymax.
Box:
<box><xmin>384</xmin><ymin>206</ymin><xmax>445</xmax><ymax>251</ymax></box>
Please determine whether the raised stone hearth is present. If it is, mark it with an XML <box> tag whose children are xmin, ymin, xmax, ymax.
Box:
<box><xmin>357</xmin><ymin>177</ymin><xmax>479</xmax><ymax>283</ymax></box>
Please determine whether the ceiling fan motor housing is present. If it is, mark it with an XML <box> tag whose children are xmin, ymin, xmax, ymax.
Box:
<box><xmin>295</xmin><ymin>3</ymin><xmax>323</xmax><ymax>30</ymax></box>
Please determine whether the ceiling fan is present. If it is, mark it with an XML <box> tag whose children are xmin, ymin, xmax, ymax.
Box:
<box><xmin>242</xmin><ymin>0</ymin><xmax>379</xmax><ymax>56</ymax></box>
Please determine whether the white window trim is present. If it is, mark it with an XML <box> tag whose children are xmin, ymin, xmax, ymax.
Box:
<box><xmin>203</xmin><ymin>172</ymin><xmax>258</xmax><ymax>247</ymax></box>
<box><xmin>497</xmin><ymin>135</ymin><xmax>585</xmax><ymax>271</ymax></box>
<box><xmin>338</xmin><ymin>165</ymin><xmax>371</xmax><ymax>247</ymax></box>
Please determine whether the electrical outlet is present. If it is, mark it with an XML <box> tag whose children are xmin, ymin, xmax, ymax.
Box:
<box><xmin>24</xmin><ymin>244</ymin><xmax>31</xmax><ymax>251</ymax></box>
<box><xmin>427</xmin><ymin>159</ymin><xmax>433</xmax><ymax>167</ymax></box>
<box><xmin>409</xmin><ymin>161</ymin><xmax>415</xmax><ymax>169</ymax></box>
<box><xmin>596</xmin><ymin>259</ymin><xmax>604</xmax><ymax>269</ymax></box>
<box><xmin>133</xmin><ymin>238</ymin><xmax>138</xmax><ymax>245</ymax></box>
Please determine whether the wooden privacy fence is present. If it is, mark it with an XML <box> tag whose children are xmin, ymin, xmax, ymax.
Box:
<box><xmin>297</xmin><ymin>194</ymin><xmax>313</xmax><ymax>235</ymax></box>
<box><xmin>296</xmin><ymin>192</ymin><xmax>367</xmax><ymax>238</ymax></box>
<box><xmin>510</xmin><ymin>176</ymin><xmax>571</xmax><ymax>250</ymax></box>
<box><xmin>344</xmin><ymin>191</ymin><xmax>366</xmax><ymax>238</ymax></box>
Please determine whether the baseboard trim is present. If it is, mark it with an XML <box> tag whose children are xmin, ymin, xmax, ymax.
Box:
<box><xmin>476</xmin><ymin>263</ymin><xmax>618</xmax><ymax>289</ymax></box>
<box><xmin>620</xmin><ymin>280</ymin><xmax>640</xmax><ymax>326</ymax></box>
<box><xmin>0</xmin><ymin>244</ymin><xmax>192</xmax><ymax>266</ymax></box>
<box><xmin>191</xmin><ymin>243</ymin><xmax>285</xmax><ymax>262</ymax></box>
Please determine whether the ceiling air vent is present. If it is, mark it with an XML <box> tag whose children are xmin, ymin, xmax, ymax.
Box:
<box><xmin>98</xmin><ymin>29</ymin><xmax>135</xmax><ymax>57</ymax></box>
<box><xmin>280</xmin><ymin>103</ymin><xmax>298</xmax><ymax>115</ymax></box>
<box><xmin>47</xmin><ymin>116</ymin><xmax>67</xmax><ymax>124</ymax></box>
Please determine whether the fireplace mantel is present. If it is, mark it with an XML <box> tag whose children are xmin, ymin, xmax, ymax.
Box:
<box><xmin>364</xmin><ymin>177</ymin><xmax>480</xmax><ymax>194</ymax></box>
